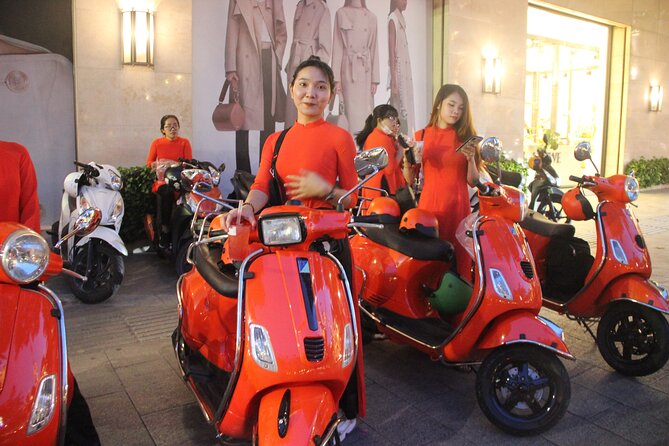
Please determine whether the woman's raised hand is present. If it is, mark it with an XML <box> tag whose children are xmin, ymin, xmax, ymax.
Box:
<box><xmin>285</xmin><ymin>170</ymin><xmax>331</xmax><ymax>200</ymax></box>
<box><xmin>223</xmin><ymin>203</ymin><xmax>256</xmax><ymax>231</ymax></box>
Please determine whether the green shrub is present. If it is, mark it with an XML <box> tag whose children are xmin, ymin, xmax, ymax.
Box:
<box><xmin>624</xmin><ymin>157</ymin><xmax>669</xmax><ymax>189</ymax></box>
<box><xmin>118</xmin><ymin>166</ymin><xmax>155</xmax><ymax>243</ymax></box>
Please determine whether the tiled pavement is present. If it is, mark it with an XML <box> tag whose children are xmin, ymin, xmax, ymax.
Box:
<box><xmin>46</xmin><ymin>189</ymin><xmax>669</xmax><ymax>445</ymax></box>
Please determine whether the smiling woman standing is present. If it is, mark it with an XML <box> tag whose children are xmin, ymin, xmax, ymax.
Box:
<box><xmin>223</xmin><ymin>55</ymin><xmax>363</xmax><ymax>441</ymax></box>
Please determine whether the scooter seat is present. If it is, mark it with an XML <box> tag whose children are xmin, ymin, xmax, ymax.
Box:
<box><xmin>520</xmin><ymin>210</ymin><xmax>575</xmax><ymax>238</ymax></box>
<box><xmin>364</xmin><ymin>224</ymin><xmax>454</xmax><ymax>262</ymax></box>
<box><xmin>193</xmin><ymin>242</ymin><xmax>238</xmax><ymax>298</ymax></box>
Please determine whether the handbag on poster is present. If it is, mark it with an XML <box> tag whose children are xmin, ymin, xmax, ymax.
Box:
<box><xmin>212</xmin><ymin>80</ymin><xmax>245</xmax><ymax>131</ymax></box>
<box><xmin>326</xmin><ymin>94</ymin><xmax>349</xmax><ymax>131</ymax></box>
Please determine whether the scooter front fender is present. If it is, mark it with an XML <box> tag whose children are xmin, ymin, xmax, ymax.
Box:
<box><xmin>77</xmin><ymin>226</ymin><xmax>128</xmax><ymax>256</ymax></box>
<box><xmin>600</xmin><ymin>275</ymin><xmax>669</xmax><ymax>315</ymax></box>
<box><xmin>477</xmin><ymin>311</ymin><xmax>574</xmax><ymax>360</ymax></box>
<box><xmin>256</xmin><ymin>385</ymin><xmax>339</xmax><ymax>446</ymax></box>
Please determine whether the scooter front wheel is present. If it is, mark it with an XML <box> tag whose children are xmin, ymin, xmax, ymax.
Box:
<box><xmin>597</xmin><ymin>302</ymin><xmax>669</xmax><ymax>376</ymax></box>
<box><xmin>476</xmin><ymin>344</ymin><xmax>570</xmax><ymax>436</ymax></box>
<box><xmin>68</xmin><ymin>241</ymin><xmax>124</xmax><ymax>304</ymax></box>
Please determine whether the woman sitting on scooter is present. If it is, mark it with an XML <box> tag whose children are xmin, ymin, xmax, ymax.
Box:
<box><xmin>146</xmin><ymin>114</ymin><xmax>193</xmax><ymax>247</ymax></box>
<box><xmin>223</xmin><ymin>55</ymin><xmax>362</xmax><ymax>441</ymax></box>
<box><xmin>355</xmin><ymin>104</ymin><xmax>413</xmax><ymax>204</ymax></box>
<box><xmin>412</xmin><ymin>84</ymin><xmax>485</xmax><ymax>277</ymax></box>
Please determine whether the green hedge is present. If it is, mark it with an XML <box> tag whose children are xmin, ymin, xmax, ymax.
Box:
<box><xmin>118</xmin><ymin>166</ymin><xmax>155</xmax><ymax>243</ymax></box>
<box><xmin>624</xmin><ymin>157</ymin><xmax>669</xmax><ymax>189</ymax></box>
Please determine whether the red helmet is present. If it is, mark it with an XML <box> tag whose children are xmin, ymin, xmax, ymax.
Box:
<box><xmin>367</xmin><ymin>197</ymin><xmax>400</xmax><ymax>218</ymax></box>
<box><xmin>400</xmin><ymin>208</ymin><xmax>439</xmax><ymax>238</ymax></box>
<box><xmin>562</xmin><ymin>188</ymin><xmax>595</xmax><ymax>221</ymax></box>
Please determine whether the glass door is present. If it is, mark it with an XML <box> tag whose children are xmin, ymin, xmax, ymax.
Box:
<box><xmin>525</xmin><ymin>6</ymin><xmax>610</xmax><ymax>180</ymax></box>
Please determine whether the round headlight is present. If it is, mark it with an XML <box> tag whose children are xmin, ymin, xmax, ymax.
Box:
<box><xmin>1</xmin><ymin>229</ymin><xmax>50</xmax><ymax>283</ymax></box>
<box><xmin>625</xmin><ymin>176</ymin><xmax>639</xmax><ymax>202</ymax></box>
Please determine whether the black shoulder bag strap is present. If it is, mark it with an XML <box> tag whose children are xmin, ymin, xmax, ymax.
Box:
<box><xmin>269</xmin><ymin>127</ymin><xmax>291</xmax><ymax>205</ymax></box>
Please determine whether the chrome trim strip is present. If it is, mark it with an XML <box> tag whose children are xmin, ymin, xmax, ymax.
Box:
<box><xmin>326</xmin><ymin>252</ymin><xmax>359</xmax><ymax>367</ymax></box>
<box><xmin>214</xmin><ymin>248</ymin><xmax>264</xmax><ymax>425</ymax></box>
<box><xmin>502</xmin><ymin>339</ymin><xmax>575</xmax><ymax>360</ymax></box>
<box><xmin>614</xmin><ymin>297</ymin><xmax>669</xmax><ymax>315</ymax></box>
<box><xmin>37</xmin><ymin>284</ymin><xmax>68</xmax><ymax>446</ymax></box>
<box><xmin>358</xmin><ymin>305</ymin><xmax>438</xmax><ymax>351</ymax></box>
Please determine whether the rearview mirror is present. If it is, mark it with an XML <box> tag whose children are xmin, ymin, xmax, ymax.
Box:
<box><xmin>480</xmin><ymin>137</ymin><xmax>502</xmax><ymax>163</ymax></box>
<box><xmin>355</xmin><ymin>147</ymin><xmax>389</xmax><ymax>177</ymax></box>
<box><xmin>54</xmin><ymin>208</ymin><xmax>101</xmax><ymax>249</ymax></box>
<box><xmin>574</xmin><ymin>141</ymin><xmax>592</xmax><ymax>161</ymax></box>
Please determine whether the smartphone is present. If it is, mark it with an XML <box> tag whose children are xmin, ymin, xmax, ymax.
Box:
<box><xmin>456</xmin><ymin>135</ymin><xmax>484</xmax><ymax>153</ymax></box>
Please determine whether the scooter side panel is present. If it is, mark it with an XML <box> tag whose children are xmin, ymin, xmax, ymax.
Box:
<box><xmin>443</xmin><ymin>219</ymin><xmax>542</xmax><ymax>361</ymax></box>
<box><xmin>256</xmin><ymin>385</ymin><xmax>338</xmax><ymax>445</ymax></box>
<box><xmin>0</xmin><ymin>284</ymin><xmax>20</xmax><ymax>392</ymax></box>
<box><xmin>0</xmin><ymin>288</ymin><xmax>63</xmax><ymax>445</ymax></box>
<box><xmin>475</xmin><ymin>311</ymin><xmax>572</xmax><ymax>358</ymax></box>
<box><xmin>219</xmin><ymin>252</ymin><xmax>354</xmax><ymax>438</ymax></box>
<box><xmin>568</xmin><ymin>202</ymin><xmax>652</xmax><ymax>315</ymax></box>
<box><xmin>596</xmin><ymin>275</ymin><xmax>669</xmax><ymax>315</ymax></box>
<box><xmin>350</xmin><ymin>235</ymin><xmax>445</xmax><ymax>318</ymax></box>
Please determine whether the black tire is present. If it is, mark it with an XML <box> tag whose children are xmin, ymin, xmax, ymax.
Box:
<box><xmin>476</xmin><ymin>344</ymin><xmax>571</xmax><ymax>436</ymax></box>
<box><xmin>175</xmin><ymin>238</ymin><xmax>193</xmax><ymax>276</ymax></box>
<box><xmin>536</xmin><ymin>193</ymin><xmax>571</xmax><ymax>224</ymax></box>
<box><xmin>67</xmin><ymin>241</ymin><xmax>124</xmax><ymax>304</ymax></box>
<box><xmin>596</xmin><ymin>302</ymin><xmax>669</xmax><ymax>376</ymax></box>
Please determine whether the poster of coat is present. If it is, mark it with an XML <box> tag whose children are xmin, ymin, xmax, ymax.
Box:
<box><xmin>192</xmin><ymin>0</ymin><xmax>431</xmax><ymax>191</ymax></box>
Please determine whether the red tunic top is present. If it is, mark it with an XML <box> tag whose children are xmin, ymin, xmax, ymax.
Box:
<box><xmin>362</xmin><ymin>128</ymin><xmax>406</xmax><ymax>199</ymax></box>
<box><xmin>415</xmin><ymin>126</ymin><xmax>469</xmax><ymax>244</ymax></box>
<box><xmin>146</xmin><ymin>137</ymin><xmax>193</xmax><ymax>167</ymax></box>
<box><xmin>252</xmin><ymin>119</ymin><xmax>359</xmax><ymax>208</ymax></box>
<box><xmin>0</xmin><ymin>141</ymin><xmax>40</xmax><ymax>232</ymax></box>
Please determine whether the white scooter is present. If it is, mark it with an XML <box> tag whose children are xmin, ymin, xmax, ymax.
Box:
<box><xmin>54</xmin><ymin>161</ymin><xmax>127</xmax><ymax>303</ymax></box>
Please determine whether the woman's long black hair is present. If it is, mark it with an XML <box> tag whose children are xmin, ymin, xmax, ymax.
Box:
<box><xmin>354</xmin><ymin>104</ymin><xmax>399</xmax><ymax>150</ymax></box>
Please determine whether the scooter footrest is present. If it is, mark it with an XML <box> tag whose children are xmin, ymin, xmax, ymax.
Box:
<box><xmin>375</xmin><ymin>307</ymin><xmax>454</xmax><ymax>346</ymax></box>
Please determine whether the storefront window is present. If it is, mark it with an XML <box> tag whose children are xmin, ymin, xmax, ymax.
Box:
<box><xmin>525</xmin><ymin>6</ymin><xmax>609</xmax><ymax>180</ymax></box>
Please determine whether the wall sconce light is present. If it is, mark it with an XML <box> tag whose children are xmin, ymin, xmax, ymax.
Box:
<box><xmin>122</xmin><ymin>9</ymin><xmax>154</xmax><ymax>66</ymax></box>
<box><xmin>649</xmin><ymin>84</ymin><xmax>663</xmax><ymax>111</ymax></box>
<box><xmin>482</xmin><ymin>56</ymin><xmax>502</xmax><ymax>94</ymax></box>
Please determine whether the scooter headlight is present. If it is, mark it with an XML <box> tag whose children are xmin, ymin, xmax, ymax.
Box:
<box><xmin>625</xmin><ymin>175</ymin><xmax>639</xmax><ymax>202</ymax></box>
<box><xmin>490</xmin><ymin>268</ymin><xmax>513</xmax><ymax>301</ymax></box>
<box><xmin>250</xmin><ymin>324</ymin><xmax>278</xmax><ymax>372</ymax></box>
<box><xmin>0</xmin><ymin>228</ymin><xmax>50</xmax><ymax>283</ymax></box>
<box><xmin>109</xmin><ymin>195</ymin><xmax>124</xmax><ymax>223</ymax></box>
<box><xmin>26</xmin><ymin>374</ymin><xmax>56</xmax><ymax>434</ymax></box>
<box><xmin>342</xmin><ymin>323</ymin><xmax>354</xmax><ymax>368</ymax></box>
<box><xmin>258</xmin><ymin>215</ymin><xmax>305</xmax><ymax>246</ymax></box>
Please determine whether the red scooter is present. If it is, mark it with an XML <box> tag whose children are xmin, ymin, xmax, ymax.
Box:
<box><xmin>145</xmin><ymin>158</ymin><xmax>226</xmax><ymax>275</ymax></box>
<box><xmin>0</xmin><ymin>209</ymin><xmax>100</xmax><ymax>445</ymax></box>
<box><xmin>172</xmin><ymin>149</ymin><xmax>388</xmax><ymax>444</ymax></box>
<box><xmin>520</xmin><ymin>142</ymin><xmax>669</xmax><ymax>376</ymax></box>
<box><xmin>350</xmin><ymin>140</ymin><xmax>572</xmax><ymax>436</ymax></box>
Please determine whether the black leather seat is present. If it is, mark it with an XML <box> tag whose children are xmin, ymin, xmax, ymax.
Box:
<box><xmin>520</xmin><ymin>210</ymin><xmax>575</xmax><ymax>238</ymax></box>
<box><xmin>193</xmin><ymin>242</ymin><xmax>239</xmax><ymax>298</ymax></box>
<box><xmin>363</xmin><ymin>224</ymin><xmax>454</xmax><ymax>262</ymax></box>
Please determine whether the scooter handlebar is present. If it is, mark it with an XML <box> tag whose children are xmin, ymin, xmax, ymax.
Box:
<box><xmin>569</xmin><ymin>175</ymin><xmax>584</xmax><ymax>183</ymax></box>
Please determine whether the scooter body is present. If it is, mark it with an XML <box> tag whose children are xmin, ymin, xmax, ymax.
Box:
<box><xmin>0</xmin><ymin>213</ymin><xmax>98</xmax><ymax>445</ymax></box>
<box><xmin>145</xmin><ymin>158</ymin><xmax>225</xmax><ymax>275</ymax></box>
<box><xmin>56</xmin><ymin>162</ymin><xmax>126</xmax><ymax>303</ymax></box>
<box><xmin>175</xmin><ymin>205</ymin><xmax>358</xmax><ymax>444</ymax></box>
<box><xmin>351</xmin><ymin>184</ymin><xmax>573</xmax><ymax>435</ymax></box>
<box><xmin>521</xmin><ymin>170</ymin><xmax>669</xmax><ymax>375</ymax></box>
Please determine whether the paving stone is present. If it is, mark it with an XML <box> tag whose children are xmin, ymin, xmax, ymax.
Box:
<box><xmin>589</xmin><ymin>403</ymin><xmax>669</xmax><ymax>445</ymax></box>
<box><xmin>86</xmin><ymin>391</ymin><xmax>156</xmax><ymax>446</ymax></box>
<box><xmin>542</xmin><ymin>412</ymin><xmax>633</xmax><ymax>446</ymax></box>
<box><xmin>142</xmin><ymin>403</ymin><xmax>219</xmax><ymax>446</ymax></box>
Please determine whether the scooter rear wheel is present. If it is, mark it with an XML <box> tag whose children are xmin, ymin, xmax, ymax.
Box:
<box><xmin>596</xmin><ymin>302</ymin><xmax>669</xmax><ymax>376</ymax></box>
<box><xmin>68</xmin><ymin>241</ymin><xmax>124</xmax><ymax>304</ymax></box>
<box><xmin>476</xmin><ymin>344</ymin><xmax>570</xmax><ymax>436</ymax></box>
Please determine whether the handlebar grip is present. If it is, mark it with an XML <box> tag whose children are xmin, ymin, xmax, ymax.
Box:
<box><xmin>569</xmin><ymin>175</ymin><xmax>583</xmax><ymax>183</ymax></box>
<box><xmin>74</xmin><ymin>161</ymin><xmax>100</xmax><ymax>178</ymax></box>
<box><xmin>209</xmin><ymin>230</ymin><xmax>227</xmax><ymax>238</ymax></box>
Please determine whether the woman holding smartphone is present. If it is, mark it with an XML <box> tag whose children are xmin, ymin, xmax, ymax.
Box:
<box><xmin>412</xmin><ymin>84</ymin><xmax>484</xmax><ymax>275</ymax></box>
